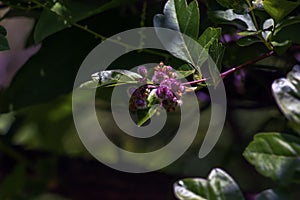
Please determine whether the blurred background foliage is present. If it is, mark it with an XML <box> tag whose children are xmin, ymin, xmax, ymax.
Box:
<box><xmin>0</xmin><ymin>0</ymin><xmax>300</xmax><ymax>199</ymax></box>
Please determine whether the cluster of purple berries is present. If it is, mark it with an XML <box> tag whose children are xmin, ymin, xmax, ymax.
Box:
<box><xmin>129</xmin><ymin>62</ymin><xmax>185</xmax><ymax>112</ymax></box>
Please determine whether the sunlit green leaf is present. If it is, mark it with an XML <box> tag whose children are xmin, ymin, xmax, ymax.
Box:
<box><xmin>174</xmin><ymin>168</ymin><xmax>245</xmax><ymax>200</ymax></box>
<box><xmin>262</xmin><ymin>18</ymin><xmax>274</xmax><ymax>41</ymax></box>
<box><xmin>243</xmin><ymin>132</ymin><xmax>300</xmax><ymax>183</ymax></box>
<box><xmin>80</xmin><ymin>70</ymin><xmax>141</xmax><ymax>89</ymax></box>
<box><xmin>154</xmin><ymin>1</ymin><xmax>223</xmax><ymax>84</ymax></box>
<box><xmin>209</xmin><ymin>9</ymin><xmax>257</xmax><ymax>31</ymax></box>
<box><xmin>174</xmin><ymin>178</ymin><xmax>208</xmax><ymax>200</ymax></box>
<box><xmin>154</xmin><ymin>0</ymin><xmax>200</xmax><ymax>39</ymax></box>
<box><xmin>153</xmin><ymin>0</ymin><xmax>203</xmax><ymax>72</ymax></box>
<box><xmin>272</xmin><ymin>65</ymin><xmax>300</xmax><ymax>125</ymax></box>
<box><xmin>263</xmin><ymin>0</ymin><xmax>300</xmax><ymax>23</ymax></box>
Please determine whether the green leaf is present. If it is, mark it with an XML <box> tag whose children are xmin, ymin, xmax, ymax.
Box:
<box><xmin>0</xmin><ymin>112</ymin><xmax>15</xmax><ymax>134</ymax></box>
<box><xmin>237</xmin><ymin>36</ymin><xmax>261</xmax><ymax>47</ymax></box>
<box><xmin>177</xmin><ymin>64</ymin><xmax>196</xmax><ymax>79</ymax></box>
<box><xmin>215</xmin><ymin>0</ymin><xmax>248</xmax><ymax>13</ymax></box>
<box><xmin>34</xmin><ymin>0</ymin><xmax>134</xmax><ymax>42</ymax></box>
<box><xmin>272</xmin><ymin>22</ymin><xmax>300</xmax><ymax>44</ymax></box>
<box><xmin>274</xmin><ymin>15</ymin><xmax>300</xmax><ymax>36</ymax></box>
<box><xmin>272</xmin><ymin>65</ymin><xmax>300</xmax><ymax>125</ymax></box>
<box><xmin>243</xmin><ymin>132</ymin><xmax>300</xmax><ymax>184</ymax></box>
<box><xmin>198</xmin><ymin>27</ymin><xmax>225</xmax><ymax>71</ymax></box>
<box><xmin>0</xmin><ymin>25</ymin><xmax>7</xmax><ymax>35</ymax></box>
<box><xmin>262</xmin><ymin>18</ymin><xmax>274</xmax><ymax>41</ymax></box>
<box><xmin>237</xmin><ymin>30</ymin><xmax>261</xmax><ymax>37</ymax></box>
<box><xmin>137</xmin><ymin>106</ymin><xmax>158</xmax><ymax>127</ymax></box>
<box><xmin>154</xmin><ymin>0</ymin><xmax>208</xmax><ymax>77</ymax></box>
<box><xmin>174</xmin><ymin>178</ymin><xmax>208</xmax><ymax>200</ymax></box>
<box><xmin>154</xmin><ymin>0</ymin><xmax>200</xmax><ymax>39</ymax></box>
<box><xmin>0</xmin><ymin>25</ymin><xmax>9</xmax><ymax>51</ymax></box>
<box><xmin>271</xmin><ymin>40</ymin><xmax>292</xmax><ymax>55</ymax></box>
<box><xmin>154</xmin><ymin>1</ymin><xmax>224</xmax><ymax>84</ymax></box>
<box><xmin>80</xmin><ymin>70</ymin><xmax>142</xmax><ymax>89</ymax></box>
<box><xmin>207</xmin><ymin>168</ymin><xmax>245</xmax><ymax>200</ymax></box>
<box><xmin>263</xmin><ymin>0</ymin><xmax>300</xmax><ymax>23</ymax></box>
<box><xmin>198</xmin><ymin>28</ymin><xmax>222</xmax><ymax>51</ymax></box>
<box><xmin>173</xmin><ymin>168</ymin><xmax>245</xmax><ymax>200</ymax></box>
<box><xmin>0</xmin><ymin>164</ymin><xmax>26</xmax><ymax>199</ymax></box>
<box><xmin>209</xmin><ymin>9</ymin><xmax>257</xmax><ymax>31</ymax></box>
<box><xmin>255</xmin><ymin>189</ymin><xmax>291</xmax><ymax>200</ymax></box>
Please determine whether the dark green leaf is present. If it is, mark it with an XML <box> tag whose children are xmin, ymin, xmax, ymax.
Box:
<box><xmin>272</xmin><ymin>65</ymin><xmax>300</xmax><ymax>125</ymax></box>
<box><xmin>272</xmin><ymin>22</ymin><xmax>300</xmax><ymax>44</ymax></box>
<box><xmin>34</xmin><ymin>0</ymin><xmax>134</xmax><ymax>42</ymax></box>
<box><xmin>209</xmin><ymin>40</ymin><xmax>225</xmax><ymax>72</ymax></box>
<box><xmin>173</xmin><ymin>168</ymin><xmax>245</xmax><ymax>200</ymax></box>
<box><xmin>0</xmin><ymin>25</ymin><xmax>7</xmax><ymax>36</ymax></box>
<box><xmin>198</xmin><ymin>27</ymin><xmax>222</xmax><ymax>51</ymax></box>
<box><xmin>209</xmin><ymin>9</ymin><xmax>257</xmax><ymax>31</ymax></box>
<box><xmin>137</xmin><ymin>106</ymin><xmax>158</xmax><ymax>127</ymax></box>
<box><xmin>243</xmin><ymin>132</ymin><xmax>300</xmax><ymax>184</ymax></box>
<box><xmin>0</xmin><ymin>164</ymin><xmax>26</xmax><ymax>199</ymax></box>
<box><xmin>0</xmin><ymin>35</ymin><xmax>10</xmax><ymax>51</ymax></box>
<box><xmin>177</xmin><ymin>64</ymin><xmax>196</xmax><ymax>79</ymax></box>
<box><xmin>255</xmin><ymin>188</ymin><xmax>291</xmax><ymax>200</ymax></box>
<box><xmin>0</xmin><ymin>25</ymin><xmax>9</xmax><ymax>51</ymax></box>
<box><xmin>215</xmin><ymin>0</ymin><xmax>248</xmax><ymax>13</ymax></box>
<box><xmin>263</xmin><ymin>0</ymin><xmax>300</xmax><ymax>23</ymax></box>
<box><xmin>274</xmin><ymin>15</ymin><xmax>300</xmax><ymax>36</ymax></box>
<box><xmin>153</xmin><ymin>0</ymin><xmax>200</xmax><ymax>39</ymax></box>
<box><xmin>271</xmin><ymin>40</ymin><xmax>292</xmax><ymax>55</ymax></box>
<box><xmin>198</xmin><ymin>27</ymin><xmax>225</xmax><ymax>71</ymax></box>
<box><xmin>237</xmin><ymin>36</ymin><xmax>261</xmax><ymax>47</ymax></box>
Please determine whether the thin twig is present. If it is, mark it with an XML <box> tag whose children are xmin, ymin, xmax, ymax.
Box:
<box><xmin>182</xmin><ymin>51</ymin><xmax>275</xmax><ymax>85</ymax></box>
<box><xmin>31</xmin><ymin>0</ymin><xmax>171</xmax><ymax>59</ymax></box>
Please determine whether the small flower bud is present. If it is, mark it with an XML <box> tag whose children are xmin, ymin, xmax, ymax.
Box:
<box><xmin>137</xmin><ymin>66</ymin><xmax>147</xmax><ymax>77</ymax></box>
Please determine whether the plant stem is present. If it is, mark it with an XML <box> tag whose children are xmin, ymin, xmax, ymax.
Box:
<box><xmin>246</xmin><ymin>0</ymin><xmax>259</xmax><ymax>29</ymax></box>
<box><xmin>182</xmin><ymin>51</ymin><xmax>275</xmax><ymax>85</ymax></box>
<box><xmin>245</xmin><ymin>0</ymin><xmax>273</xmax><ymax>50</ymax></box>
